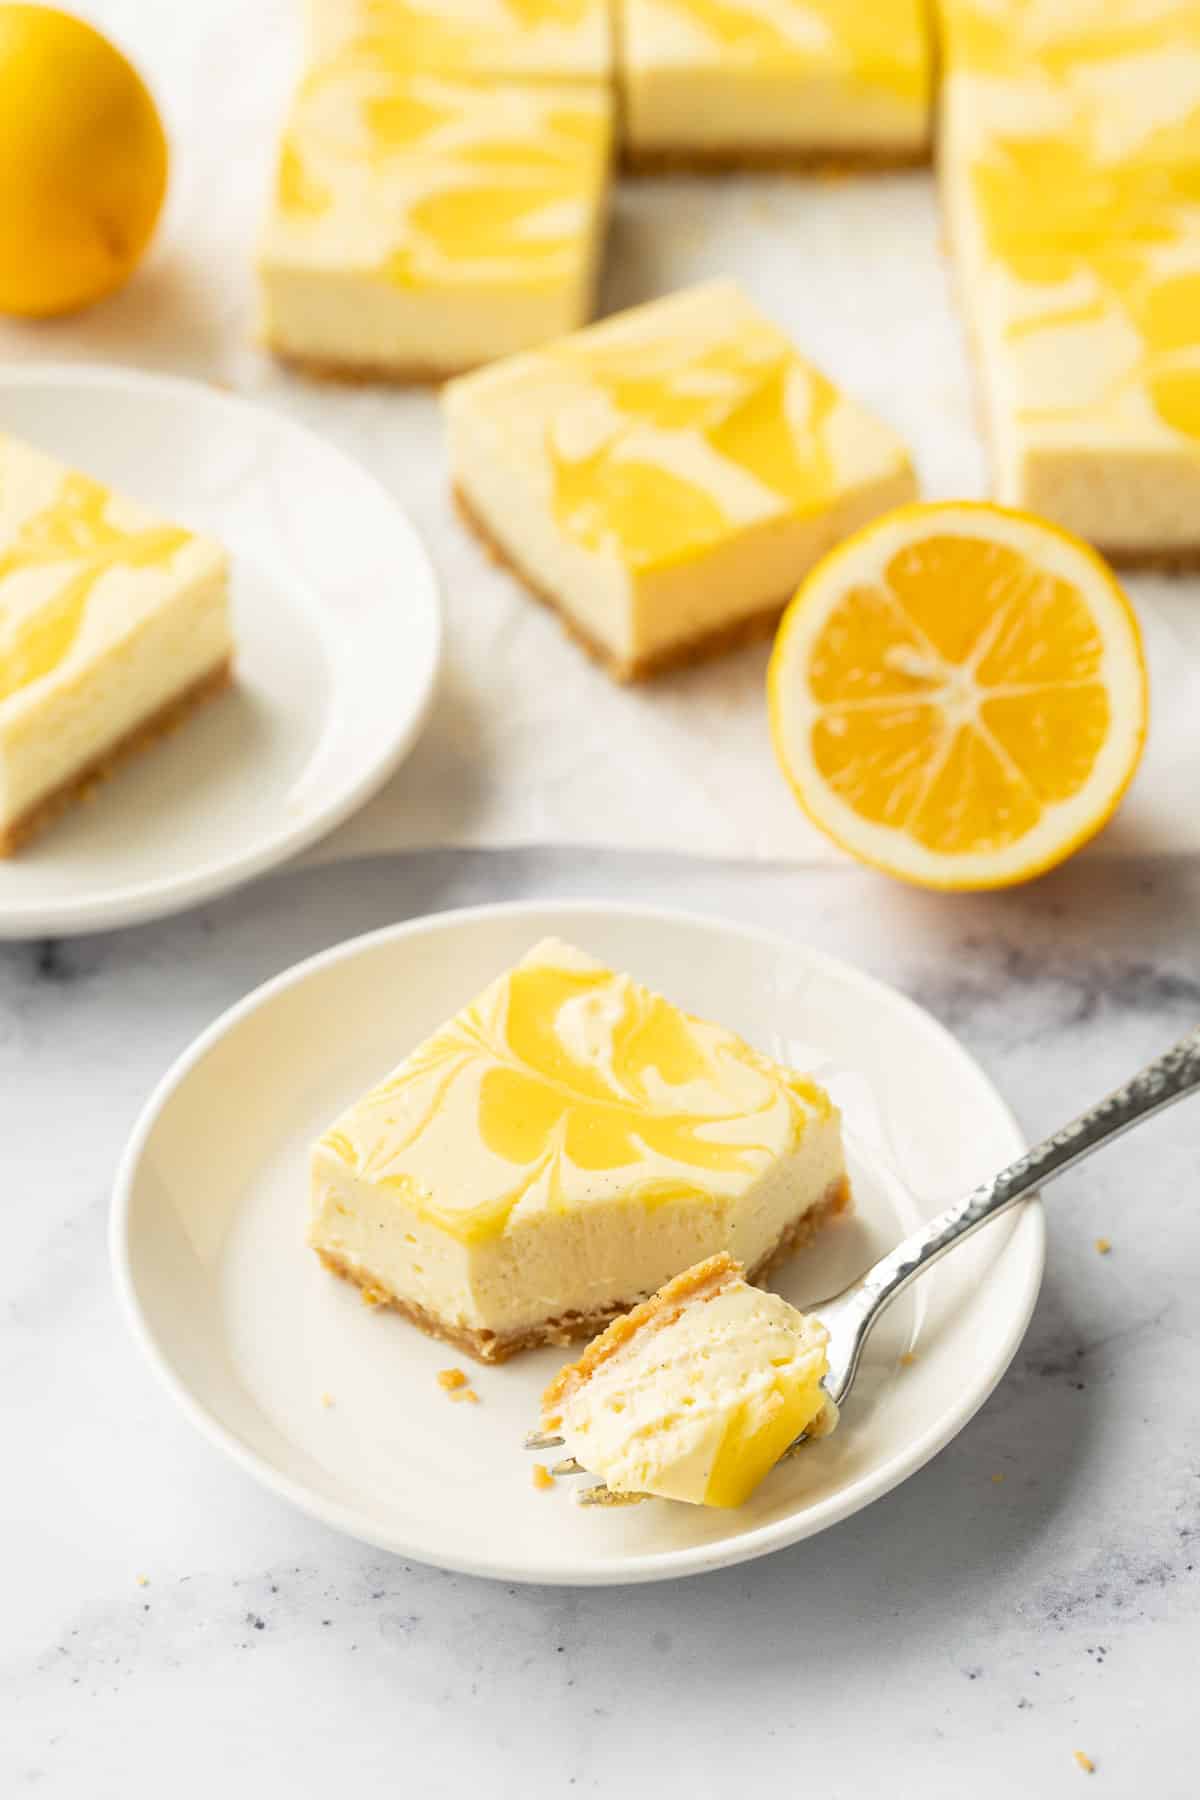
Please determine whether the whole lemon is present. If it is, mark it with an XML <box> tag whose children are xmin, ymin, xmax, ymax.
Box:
<box><xmin>0</xmin><ymin>6</ymin><xmax>167</xmax><ymax>317</ymax></box>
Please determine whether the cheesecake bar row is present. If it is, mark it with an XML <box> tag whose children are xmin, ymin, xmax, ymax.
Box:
<box><xmin>261</xmin><ymin>2</ymin><xmax>1200</xmax><ymax>569</ymax></box>
<box><xmin>257</xmin><ymin>4</ymin><xmax>934</xmax><ymax>380</ymax></box>
<box><xmin>305</xmin><ymin>0</ymin><xmax>934</xmax><ymax>168</ymax></box>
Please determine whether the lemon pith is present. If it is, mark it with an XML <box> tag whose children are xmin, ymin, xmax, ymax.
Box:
<box><xmin>768</xmin><ymin>501</ymin><xmax>1148</xmax><ymax>891</ymax></box>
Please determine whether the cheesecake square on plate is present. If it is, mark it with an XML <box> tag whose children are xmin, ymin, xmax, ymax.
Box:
<box><xmin>309</xmin><ymin>937</ymin><xmax>849</xmax><ymax>1362</ymax></box>
<box><xmin>258</xmin><ymin>53</ymin><xmax>612</xmax><ymax>381</ymax></box>
<box><xmin>305</xmin><ymin>0</ymin><xmax>612</xmax><ymax>86</ymax></box>
<box><xmin>618</xmin><ymin>0</ymin><xmax>932</xmax><ymax>170</ymax></box>
<box><xmin>444</xmin><ymin>280</ymin><xmax>917</xmax><ymax>678</ymax></box>
<box><xmin>0</xmin><ymin>432</ymin><xmax>231</xmax><ymax>856</ymax></box>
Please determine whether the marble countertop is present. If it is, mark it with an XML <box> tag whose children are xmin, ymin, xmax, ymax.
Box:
<box><xmin>5</xmin><ymin>846</ymin><xmax>1198</xmax><ymax>1797</ymax></box>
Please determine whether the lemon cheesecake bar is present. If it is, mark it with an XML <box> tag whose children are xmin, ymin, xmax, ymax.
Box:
<box><xmin>305</xmin><ymin>0</ymin><xmax>612</xmax><ymax>85</ymax></box>
<box><xmin>258</xmin><ymin>51</ymin><xmax>612</xmax><ymax>380</ymax></box>
<box><xmin>445</xmin><ymin>280</ymin><xmax>917</xmax><ymax>678</ymax></box>
<box><xmin>310</xmin><ymin>938</ymin><xmax>848</xmax><ymax>1362</ymax></box>
<box><xmin>541</xmin><ymin>1253</ymin><xmax>835</xmax><ymax>1505</ymax></box>
<box><xmin>0</xmin><ymin>433</ymin><xmax>231</xmax><ymax>855</ymax></box>
<box><xmin>941</xmin><ymin>0</ymin><xmax>1200</xmax><ymax>563</ymax></box>
<box><xmin>618</xmin><ymin>0</ymin><xmax>932</xmax><ymax>170</ymax></box>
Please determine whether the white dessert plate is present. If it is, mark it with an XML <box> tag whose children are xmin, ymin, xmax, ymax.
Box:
<box><xmin>112</xmin><ymin>901</ymin><xmax>1044</xmax><ymax>1586</ymax></box>
<box><xmin>0</xmin><ymin>364</ymin><xmax>441</xmax><ymax>937</ymax></box>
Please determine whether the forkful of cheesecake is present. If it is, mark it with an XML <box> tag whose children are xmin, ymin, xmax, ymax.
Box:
<box><xmin>527</xmin><ymin>1024</ymin><xmax>1200</xmax><ymax>1508</ymax></box>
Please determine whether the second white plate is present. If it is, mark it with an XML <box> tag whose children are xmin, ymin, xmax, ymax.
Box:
<box><xmin>0</xmin><ymin>364</ymin><xmax>441</xmax><ymax>937</ymax></box>
<box><xmin>113</xmin><ymin>902</ymin><xmax>1044</xmax><ymax>1585</ymax></box>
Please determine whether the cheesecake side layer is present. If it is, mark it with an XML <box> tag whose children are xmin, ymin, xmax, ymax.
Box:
<box><xmin>0</xmin><ymin>551</ymin><xmax>233</xmax><ymax>854</ymax></box>
<box><xmin>317</xmin><ymin>1172</ymin><xmax>850</xmax><ymax>1363</ymax></box>
<box><xmin>258</xmin><ymin>242</ymin><xmax>608</xmax><ymax>385</ymax></box>
<box><xmin>0</xmin><ymin>658</ymin><xmax>232</xmax><ymax>856</ymax></box>
<box><xmin>451</xmin><ymin>458</ymin><xmax>917</xmax><ymax>679</ymax></box>
<box><xmin>453</xmin><ymin>483</ymin><xmax>784</xmax><ymax>679</ymax></box>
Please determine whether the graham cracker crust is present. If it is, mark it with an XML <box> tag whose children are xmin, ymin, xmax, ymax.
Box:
<box><xmin>317</xmin><ymin>1172</ymin><xmax>851</xmax><ymax>1365</ymax></box>
<box><xmin>269</xmin><ymin>347</ymin><xmax>459</xmax><ymax>387</ymax></box>
<box><xmin>1094</xmin><ymin>543</ymin><xmax>1200</xmax><ymax>573</ymax></box>
<box><xmin>623</xmin><ymin>143</ymin><xmax>931</xmax><ymax>176</ymax></box>
<box><xmin>453</xmin><ymin>482</ymin><xmax>787</xmax><ymax>681</ymax></box>
<box><xmin>0</xmin><ymin>658</ymin><xmax>234</xmax><ymax>857</ymax></box>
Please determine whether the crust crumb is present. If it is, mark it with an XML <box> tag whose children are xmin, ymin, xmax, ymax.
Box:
<box><xmin>532</xmin><ymin>1464</ymin><xmax>555</xmax><ymax>1491</ymax></box>
<box><xmin>1095</xmin><ymin>1237</ymin><xmax>1112</xmax><ymax>1255</ymax></box>
<box><xmin>437</xmin><ymin>1368</ymin><xmax>468</xmax><ymax>1391</ymax></box>
<box><xmin>1074</xmin><ymin>1750</ymin><xmax>1095</xmax><ymax>1774</ymax></box>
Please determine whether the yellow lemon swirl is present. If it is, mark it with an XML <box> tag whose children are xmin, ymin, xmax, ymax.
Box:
<box><xmin>320</xmin><ymin>955</ymin><xmax>831</xmax><ymax>1243</ymax></box>
<box><xmin>0</xmin><ymin>473</ymin><xmax>190</xmax><ymax>704</ymax></box>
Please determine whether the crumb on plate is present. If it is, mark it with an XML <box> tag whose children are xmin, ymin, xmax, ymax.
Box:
<box><xmin>1095</xmin><ymin>1238</ymin><xmax>1112</xmax><ymax>1255</ymax></box>
<box><xmin>1074</xmin><ymin>1750</ymin><xmax>1095</xmax><ymax>1774</ymax></box>
<box><xmin>437</xmin><ymin>1368</ymin><xmax>468</xmax><ymax>1391</ymax></box>
<box><xmin>532</xmin><ymin>1463</ymin><xmax>555</xmax><ymax>1491</ymax></box>
<box><xmin>900</xmin><ymin>1351</ymin><xmax>918</xmax><ymax>1366</ymax></box>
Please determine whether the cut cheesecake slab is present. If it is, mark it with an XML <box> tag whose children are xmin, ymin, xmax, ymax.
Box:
<box><xmin>305</xmin><ymin>0</ymin><xmax>613</xmax><ymax>86</ymax></box>
<box><xmin>941</xmin><ymin>0</ymin><xmax>1200</xmax><ymax>563</ymax></box>
<box><xmin>444</xmin><ymin>280</ymin><xmax>917</xmax><ymax>679</ymax></box>
<box><xmin>618</xmin><ymin>0</ymin><xmax>932</xmax><ymax>170</ymax></box>
<box><xmin>258</xmin><ymin>51</ymin><xmax>612</xmax><ymax>380</ymax></box>
<box><xmin>309</xmin><ymin>938</ymin><xmax>849</xmax><ymax>1362</ymax></box>
<box><xmin>0</xmin><ymin>433</ymin><xmax>232</xmax><ymax>855</ymax></box>
<box><xmin>541</xmin><ymin>1252</ymin><xmax>835</xmax><ymax>1506</ymax></box>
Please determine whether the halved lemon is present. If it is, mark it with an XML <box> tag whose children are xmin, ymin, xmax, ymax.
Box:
<box><xmin>768</xmin><ymin>502</ymin><xmax>1148</xmax><ymax>890</ymax></box>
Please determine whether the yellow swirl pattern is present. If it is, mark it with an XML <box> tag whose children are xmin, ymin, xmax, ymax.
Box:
<box><xmin>0</xmin><ymin>473</ymin><xmax>190</xmax><ymax>705</ymax></box>
<box><xmin>537</xmin><ymin>294</ymin><xmax>863</xmax><ymax>568</ymax></box>
<box><xmin>306</xmin><ymin>0</ymin><xmax>609</xmax><ymax>82</ymax></box>
<box><xmin>639</xmin><ymin>0</ymin><xmax>926</xmax><ymax>96</ymax></box>
<box><xmin>318</xmin><ymin>940</ymin><xmax>833</xmax><ymax>1245</ymax></box>
<box><xmin>941</xmin><ymin>0</ymin><xmax>1200</xmax><ymax>80</ymax></box>
<box><xmin>945</xmin><ymin>1</ymin><xmax>1200</xmax><ymax>444</ymax></box>
<box><xmin>272</xmin><ymin>54</ymin><xmax>609</xmax><ymax>292</ymax></box>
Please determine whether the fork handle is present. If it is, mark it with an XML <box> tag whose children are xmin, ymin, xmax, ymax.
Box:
<box><xmin>833</xmin><ymin>1023</ymin><xmax>1200</xmax><ymax>1380</ymax></box>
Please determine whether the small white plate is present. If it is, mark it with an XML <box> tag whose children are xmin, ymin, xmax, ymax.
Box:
<box><xmin>112</xmin><ymin>902</ymin><xmax>1044</xmax><ymax>1586</ymax></box>
<box><xmin>0</xmin><ymin>364</ymin><xmax>441</xmax><ymax>937</ymax></box>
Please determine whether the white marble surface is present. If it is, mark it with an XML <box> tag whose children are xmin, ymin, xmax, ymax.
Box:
<box><xmin>5</xmin><ymin>847</ymin><xmax>1199</xmax><ymax>1796</ymax></box>
<box><xmin>1</xmin><ymin>0</ymin><xmax>1199</xmax><ymax>866</ymax></box>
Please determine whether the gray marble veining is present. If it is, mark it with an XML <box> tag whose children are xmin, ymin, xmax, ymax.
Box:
<box><xmin>3</xmin><ymin>848</ymin><xmax>1198</xmax><ymax>1798</ymax></box>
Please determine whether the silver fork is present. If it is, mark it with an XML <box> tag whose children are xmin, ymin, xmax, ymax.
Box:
<box><xmin>528</xmin><ymin>1024</ymin><xmax>1200</xmax><ymax>1505</ymax></box>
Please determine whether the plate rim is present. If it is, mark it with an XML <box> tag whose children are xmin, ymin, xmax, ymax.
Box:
<box><xmin>110</xmin><ymin>898</ymin><xmax>1045</xmax><ymax>1586</ymax></box>
<box><xmin>0</xmin><ymin>360</ymin><xmax>443</xmax><ymax>938</ymax></box>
